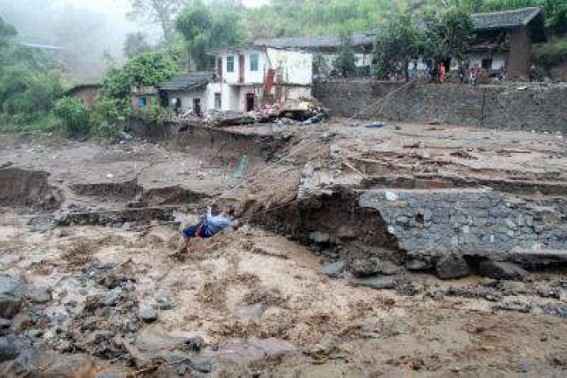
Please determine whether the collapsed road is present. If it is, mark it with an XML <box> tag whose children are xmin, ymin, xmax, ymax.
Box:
<box><xmin>0</xmin><ymin>120</ymin><xmax>566</xmax><ymax>376</ymax></box>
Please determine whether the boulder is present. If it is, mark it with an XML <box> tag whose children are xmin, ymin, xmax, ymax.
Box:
<box><xmin>309</xmin><ymin>232</ymin><xmax>330</xmax><ymax>244</ymax></box>
<box><xmin>318</xmin><ymin>261</ymin><xmax>345</xmax><ymax>278</ymax></box>
<box><xmin>478</xmin><ymin>261</ymin><xmax>527</xmax><ymax>281</ymax></box>
<box><xmin>435</xmin><ymin>255</ymin><xmax>471</xmax><ymax>279</ymax></box>
<box><xmin>138</xmin><ymin>307</ymin><xmax>158</xmax><ymax>323</ymax></box>
<box><xmin>350</xmin><ymin>258</ymin><xmax>400</xmax><ymax>277</ymax></box>
<box><xmin>0</xmin><ymin>275</ymin><xmax>22</xmax><ymax>319</ymax></box>
<box><xmin>0</xmin><ymin>336</ymin><xmax>20</xmax><ymax>362</ymax></box>
<box><xmin>27</xmin><ymin>287</ymin><xmax>52</xmax><ymax>304</ymax></box>
<box><xmin>350</xmin><ymin>276</ymin><xmax>397</xmax><ymax>290</ymax></box>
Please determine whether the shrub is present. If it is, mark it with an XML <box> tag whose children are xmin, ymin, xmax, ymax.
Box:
<box><xmin>53</xmin><ymin>97</ymin><xmax>91</xmax><ymax>137</ymax></box>
<box><xmin>534</xmin><ymin>38</ymin><xmax>567</xmax><ymax>68</ymax></box>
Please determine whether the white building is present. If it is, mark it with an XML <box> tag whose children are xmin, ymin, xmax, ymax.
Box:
<box><xmin>159</xmin><ymin>47</ymin><xmax>313</xmax><ymax>114</ymax></box>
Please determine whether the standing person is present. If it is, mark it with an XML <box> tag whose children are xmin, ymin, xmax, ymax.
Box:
<box><xmin>438</xmin><ymin>61</ymin><xmax>446</xmax><ymax>84</ymax></box>
<box><xmin>458</xmin><ymin>62</ymin><xmax>466</xmax><ymax>84</ymax></box>
<box><xmin>175</xmin><ymin>204</ymin><xmax>238</xmax><ymax>254</ymax></box>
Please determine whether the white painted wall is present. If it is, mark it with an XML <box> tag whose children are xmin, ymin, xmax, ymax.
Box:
<box><xmin>468</xmin><ymin>53</ymin><xmax>507</xmax><ymax>70</ymax></box>
<box><xmin>266</xmin><ymin>48</ymin><xmax>312</xmax><ymax>85</ymax></box>
<box><xmin>168</xmin><ymin>89</ymin><xmax>208</xmax><ymax>113</ymax></box>
<box><xmin>206</xmin><ymin>82</ymin><xmax>240</xmax><ymax>112</ymax></box>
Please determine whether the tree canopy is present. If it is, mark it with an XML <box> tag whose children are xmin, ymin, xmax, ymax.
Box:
<box><xmin>176</xmin><ymin>2</ymin><xmax>247</xmax><ymax>70</ymax></box>
<box><xmin>101</xmin><ymin>51</ymin><xmax>180</xmax><ymax>100</ymax></box>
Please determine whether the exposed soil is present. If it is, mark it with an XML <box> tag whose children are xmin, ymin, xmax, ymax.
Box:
<box><xmin>0</xmin><ymin>121</ymin><xmax>566</xmax><ymax>377</ymax></box>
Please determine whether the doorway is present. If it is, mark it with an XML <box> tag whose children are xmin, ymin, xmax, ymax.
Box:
<box><xmin>193</xmin><ymin>98</ymin><xmax>201</xmax><ymax>116</ymax></box>
<box><xmin>245</xmin><ymin>93</ymin><xmax>255</xmax><ymax>112</ymax></box>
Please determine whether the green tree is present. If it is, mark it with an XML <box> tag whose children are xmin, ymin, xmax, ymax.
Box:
<box><xmin>421</xmin><ymin>6</ymin><xmax>475</xmax><ymax>65</ymax></box>
<box><xmin>0</xmin><ymin>16</ymin><xmax>17</xmax><ymax>48</ymax></box>
<box><xmin>124</xmin><ymin>32</ymin><xmax>152</xmax><ymax>58</ymax></box>
<box><xmin>54</xmin><ymin>97</ymin><xmax>91</xmax><ymax>137</ymax></box>
<box><xmin>333</xmin><ymin>36</ymin><xmax>356</xmax><ymax>77</ymax></box>
<box><xmin>373</xmin><ymin>12</ymin><xmax>420</xmax><ymax>81</ymax></box>
<box><xmin>101</xmin><ymin>51</ymin><xmax>180</xmax><ymax>101</ymax></box>
<box><xmin>176</xmin><ymin>3</ymin><xmax>247</xmax><ymax>70</ymax></box>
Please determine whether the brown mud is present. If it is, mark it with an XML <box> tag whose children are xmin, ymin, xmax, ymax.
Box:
<box><xmin>0</xmin><ymin>121</ymin><xmax>566</xmax><ymax>377</ymax></box>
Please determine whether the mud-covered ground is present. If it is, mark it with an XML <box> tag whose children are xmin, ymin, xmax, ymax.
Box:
<box><xmin>0</xmin><ymin>122</ymin><xmax>566</xmax><ymax>377</ymax></box>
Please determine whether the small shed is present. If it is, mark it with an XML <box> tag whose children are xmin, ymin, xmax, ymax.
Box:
<box><xmin>159</xmin><ymin>72</ymin><xmax>213</xmax><ymax>116</ymax></box>
<box><xmin>63</xmin><ymin>84</ymin><xmax>101</xmax><ymax>111</ymax></box>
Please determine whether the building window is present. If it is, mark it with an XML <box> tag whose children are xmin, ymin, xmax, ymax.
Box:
<box><xmin>482</xmin><ymin>58</ymin><xmax>493</xmax><ymax>71</ymax></box>
<box><xmin>138</xmin><ymin>96</ymin><xmax>147</xmax><ymax>109</ymax></box>
<box><xmin>227</xmin><ymin>56</ymin><xmax>234</xmax><ymax>73</ymax></box>
<box><xmin>250</xmin><ymin>54</ymin><xmax>259</xmax><ymax>71</ymax></box>
<box><xmin>214</xmin><ymin>93</ymin><xmax>221</xmax><ymax>109</ymax></box>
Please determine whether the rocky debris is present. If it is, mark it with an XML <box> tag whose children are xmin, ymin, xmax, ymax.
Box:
<box><xmin>156</xmin><ymin>294</ymin><xmax>174</xmax><ymax>310</ymax></box>
<box><xmin>0</xmin><ymin>336</ymin><xmax>20</xmax><ymax>362</ymax></box>
<box><xmin>435</xmin><ymin>255</ymin><xmax>471</xmax><ymax>279</ymax></box>
<box><xmin>350</xmin><ymin>276</ymin><xmax>397</xmax><ymax>290</ymax></box>
<box><xmin>318</xmin><ymin>261</ymin><xmax>345</xmax><ymax>278</ymax></box>
<box><xmin>406</xmin><ymin>257</ymin><xmax>434</xmax><ymax>271</ymax></box>
<box><xmin>0</xmin><ymin>319</ymin><xmax>11</xmax><ymax>329</ymax></box>
<box><xmin>0</xmin><ymin>349</ymin><xmax>98</xmax><ymax>377</ymax></box>
<box><xmin>0</xmin><ymin>275</ymin><xmax>22</xmax><ymax>319</ymax></box>
<box><xmin>540</xmin><ymin>303</ymin><xmax>567</xmax><ymax>318</ymax></box>
<box><xmin>478</xmin><ymin>261</ymin><xmax>527</xmax><ymax>281</ymax></box>
<box><xmin>235</xmin><ymin>304</ymin><xmax>267</xmax><ymax>321</ymax></box>
<box><xmin>349</xmin><ymin>257</ymin><xmax>401</xmax><ymax>278</ymax></box>
<box><xmin>309</xmin><ymin>231</ymin><xmax>331</xmax><ymax>245</ymax></box>
<box><xmin>139</xmin><ymin>307</ymin><xmax>158</xmax><ymax>323</ymax></box>
<box><xmin>26</xmin><ymin>287</ymin><xmax>52</xmax><ymax>304</ymax></box>
<box><xmin>104</xmin><ymin>287</ymin><xmax>124</xmax><ymax>307</ymax></box>
<box><xmin>192</xmin><ymin>357</ymin><xmax>215</xmax><ymax>373</ymax></box>
<box><xmin>196</xmin><ymin>338</ymin><xmax>295</xmax><ymax>372</ymax></box>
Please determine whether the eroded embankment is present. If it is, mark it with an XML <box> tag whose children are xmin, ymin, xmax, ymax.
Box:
<box><xmin>249</xmin><ymin>149</ymin><xmax>567</xmax><ymax>280</ymax></box>
<box><xmin>0</xmin><ymin>167</ymin><xmax>62</xmax><ymax>210</ymax></box>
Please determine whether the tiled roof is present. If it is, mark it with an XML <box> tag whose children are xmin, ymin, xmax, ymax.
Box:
<box><xmin>159</xmin><ymin>72</ymin><xmax>213</xmax><ymax>92</ymax></box>
<box><xmin>472</xmin><ymin>7</ymin><xmax>543</xmax><ymax>30</ymax></box>
<box><xmin>255</xmin><ymin>31</ymin><xmax>377</xmax><ymax>49</ymax></box>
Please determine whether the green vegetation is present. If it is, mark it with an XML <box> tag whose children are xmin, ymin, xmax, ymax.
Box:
<box><xmin>0</xmin><ymin>16</ymin><xmax>66</xmax><ymax>135</ymax></box>
<box><xmin>333</xmin><ymin>37</ymin><xmax>357</xmax><ymax>77</ymax></box>
<box><xmin>53</xmin><ymin>97</ymin><xmax>91</xmax><ymax>137</ymax></box>
<box><xmin>176</xmin><ymin>1</ymin><xmax>247</xmax><ymax>70</ymax></box>
<box><xmin>534</xmin><ymin>37</ymin><xmax>567</xmax><ymax>67</ymax></box>
<box><xmin>373</xmin><ymin>12</ymin><xmax>421</xmax><ymax>81</ymax></box>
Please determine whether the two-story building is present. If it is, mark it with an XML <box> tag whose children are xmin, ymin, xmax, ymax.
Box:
<box><xmin>209</xmin><ymin>46</ymin><xmax>313</xmax><ymax>113</ymax></box>
<box><xmin>159</xmin><ymin>47</ymin><xmax>313</xmax><ymax>115</ymax></box>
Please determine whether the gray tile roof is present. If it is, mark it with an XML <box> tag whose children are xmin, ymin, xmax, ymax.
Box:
<box><xmin>159</xmin><ymin>72</ymin><xmax>213</xmax><ymax>92</ymax></box>
<box><xmin>255</xmin><ymin>31</ymin><xmax>377</xmax><ymax>50</ymax></box>
<box><xmin>472</xmin><ymin>7</ymin><xmax>543</xmax><ymax>30</ymax></box>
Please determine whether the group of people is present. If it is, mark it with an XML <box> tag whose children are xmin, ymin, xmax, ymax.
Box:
<box><xmin>424</xmin><ymin>59</ymin><xmax>508</xmax><ymax>86</ymax></box>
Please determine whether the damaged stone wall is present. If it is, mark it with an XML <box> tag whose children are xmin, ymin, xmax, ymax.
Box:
<box><xmin>359</xmin><ymin>189</ymin><xmax>567</xmax><ymax>268</ymax></box>
<box><xmin>313</xmin><ymin>80</ymin><xmax>567</xmax><ymax>132</ymax></box>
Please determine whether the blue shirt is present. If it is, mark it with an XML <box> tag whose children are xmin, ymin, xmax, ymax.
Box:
<box><xmin>205</xmin><ymin>213</ymin><xmax>234</xmax><ymax>234</ymax></box>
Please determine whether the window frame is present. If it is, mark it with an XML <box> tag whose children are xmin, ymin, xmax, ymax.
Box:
<box><xmin>214</xmin><ymin>93</ymin><xmax>222</xmax><ymax>110</ymax></box>
<box><xmin>250</xmin><ymin>53</ymin><xmax>259</xmax><ymax>72</ymax></box>
<box><xmin>226</xmin><ymin>56</ymin><xmax>235</xmax><ymax>73</ymax></box>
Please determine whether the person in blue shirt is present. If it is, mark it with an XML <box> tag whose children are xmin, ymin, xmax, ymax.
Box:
<box><xmin>178</xmin><ymin>204</ymin><xmax>238</xmax><ymax>252</ymax></box>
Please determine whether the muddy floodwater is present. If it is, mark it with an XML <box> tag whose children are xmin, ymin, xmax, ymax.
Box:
<box><xmin>0</xmin><ymin>123</ymin><xmax>566</xmax><ymax>376</ymax></box>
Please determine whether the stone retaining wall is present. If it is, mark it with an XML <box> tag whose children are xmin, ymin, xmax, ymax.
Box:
<box><xmin>314</xmin><ymin>80</ymin><xmax>567</xmax><ymax>132</ymax></box>
<box><xmin>359</xmin><ymin>189</ymin><xmax>567</xmax><ymax>264</ymax></box>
